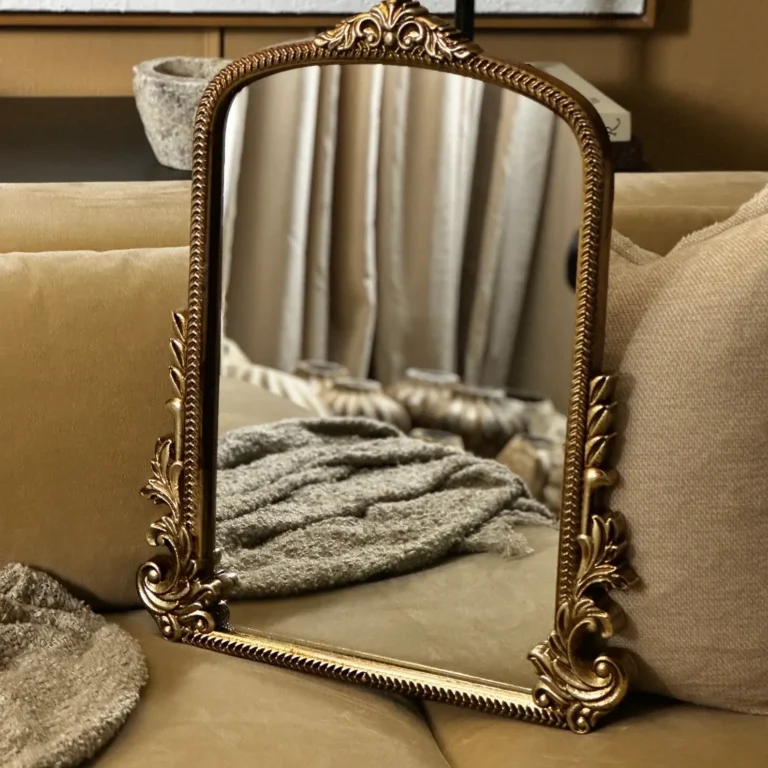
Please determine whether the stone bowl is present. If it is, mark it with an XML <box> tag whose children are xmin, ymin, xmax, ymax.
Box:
<box><xmin>133</xmin><ymin>56</ymin><xmax>230</xmax><ymax>171</ymax></box>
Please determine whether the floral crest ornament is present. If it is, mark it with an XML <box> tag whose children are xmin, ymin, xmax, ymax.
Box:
<box><xmin>315</xmin><ymin>0</ymin><xmax>480</xmax><ymax>60</ymax></box>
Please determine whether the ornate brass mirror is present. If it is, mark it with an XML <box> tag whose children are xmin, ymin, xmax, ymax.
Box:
<box><xmin>139</xmin><ymin>0</ymin><xmax>636</xmax><ymax>733</ymax></box>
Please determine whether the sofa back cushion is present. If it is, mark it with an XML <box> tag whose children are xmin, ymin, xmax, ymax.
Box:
<box><xmin>606</xmin><ymin>187</ymin><xmax>768</xmax><ymax>714</ymax></box>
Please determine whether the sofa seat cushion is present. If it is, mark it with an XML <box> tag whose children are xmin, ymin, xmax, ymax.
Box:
<box><xmin>99</xmin><ymin>611</ymin><xmax>449</xmax><ymax>768</ymax></box>
<box><xmin>424</xmin><ymin>696</ymin><xmax>768</xmax><ymax>768</ymax></box>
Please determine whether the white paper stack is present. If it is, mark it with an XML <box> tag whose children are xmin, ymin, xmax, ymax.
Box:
<box><xmin>534</xmin><ymin>61</ymin><xmax>632</xmax><ymax>143</ymax></box>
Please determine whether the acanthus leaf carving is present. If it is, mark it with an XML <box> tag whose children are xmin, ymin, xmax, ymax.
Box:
<box><xmin>138</xmin><ymin>311</ymin><xmax>224</xmax><ymax>642</ymax></box>
<box><xmin>528</xmin><ymin>374</ymin><xmax>638</xmax><ymax>733</ymax></box>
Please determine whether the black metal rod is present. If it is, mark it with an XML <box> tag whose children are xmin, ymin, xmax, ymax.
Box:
<box><xmin>455</xmin><ymin>0</ymin><xmax>475</xmax><ymax>40</ymax></box>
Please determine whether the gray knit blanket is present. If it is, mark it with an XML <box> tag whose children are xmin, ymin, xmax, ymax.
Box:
<box><xmin>216</xmin><ymin>418</ymin><xmax>555</xmax><ymax>599</ymax></box>
<box><xmin>0</xmin><ymin>564</ymin><xmax>147</xmax><ymax>768</ymax></box>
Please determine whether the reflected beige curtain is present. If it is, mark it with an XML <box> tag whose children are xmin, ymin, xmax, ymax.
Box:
<box><xmin>223</xmin><ymin>65</ymin><xmax>559</xmax><ymax>387</ymax></box>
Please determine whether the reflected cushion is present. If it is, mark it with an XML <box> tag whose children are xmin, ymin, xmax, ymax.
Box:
<box><xmin>218</xmin><ymin>376</ymin><xmax>312</xmax><ymax>435</ymax></box>
<box><xmin>606</xmin><ymin>186</ymin><xmax>768</xmax><ymax>714</ymax></box>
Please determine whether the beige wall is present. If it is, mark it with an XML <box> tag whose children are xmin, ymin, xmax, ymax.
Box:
<box><xmin>0</xmin><ymin>28</ymin><xmax>220</xmax><ymax>96</ymax></box>
<box><xmin>1</xmin><ymin>0</ymin><xmax>766</xmax><ymax>170</ymax></box>
<box><xmin>474</xmin><ymin>0</ymin><xmax>768</xmax><ymax>172</ymax></box>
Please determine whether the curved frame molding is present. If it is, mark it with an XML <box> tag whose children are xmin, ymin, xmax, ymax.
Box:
<box><xmin>139</xmin><ymin>0</ymin><xmax>636</xmax><ymax>734</ymax></box>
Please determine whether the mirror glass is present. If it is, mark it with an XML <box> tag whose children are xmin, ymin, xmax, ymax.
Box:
<box><xmin>215</xmin><ymin>63</ymin><xmax>582</xmax><ymax>688</ymax></box>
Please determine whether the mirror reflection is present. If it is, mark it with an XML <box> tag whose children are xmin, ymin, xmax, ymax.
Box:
<box><xmin>215</xmin><ymin>64</ymin><xmax>582</xmax><ymax>687</ymax></box>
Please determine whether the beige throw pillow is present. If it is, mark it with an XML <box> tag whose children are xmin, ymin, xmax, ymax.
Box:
<box><xmin>606</xmin><ymin>186</ymin><xmax>768</xmax><ymax>714</ymax></box>
<box><xmin>0</xmin><ymin>247</ymin><xmax>189</xmax><ymax>610</ymax></box>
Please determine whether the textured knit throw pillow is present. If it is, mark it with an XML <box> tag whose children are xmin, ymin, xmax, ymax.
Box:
<box><xmin>0</xmin><ymin>564</ymin><xmax>147</xmax><ymax>767</ymax></box>
<box><xmin>606</xmin><ymin>186</ymin><xmax>768</xmax><ymax>714</ymax></box>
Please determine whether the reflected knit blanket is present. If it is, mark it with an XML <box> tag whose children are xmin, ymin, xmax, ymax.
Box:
<box><xmin>216</xmin><ymin>418</ymin><xmax>555</xmax><ymax>599</ymax></box>
<box><xmin>0</xmin><ymin>564</ymin><xmax>147</xmax><ymax>768</ymax></box>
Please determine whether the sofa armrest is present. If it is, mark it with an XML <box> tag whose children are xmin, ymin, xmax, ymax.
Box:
<box><xmin>614</xmin><ymin>172</ymin><xmax>768</xmax><ymax>255</ymax></box>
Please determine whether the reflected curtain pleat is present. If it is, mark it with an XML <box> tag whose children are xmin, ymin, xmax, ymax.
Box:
<box><xmin>302</xmin><ymin>67</ymin><xmax>342</xmax><ymax>362</ymax></box>
<box><xmin>482</xmin><ymin>98</ymin><xmax>556</xmax><ymax>385</ymax></box>
<box><xmin>372</xmin><ymin>66</ymin><xmax>411</xmax><ymax>383</ymax></box>
<box><xmin>370</xmin><ymin>68</ymin><xmax>484</xmax><ymax>382</ymax></box>
<box><xmin>392</xmin><ymin>70</ymin><xmax>484</xmax><ymax>378</ymax></box>
<box><xmin>221</xmin><ymin>87</ymin><xmax>250</xmax><ymax>328</ymax></box>
<box><xmin>226</xmin><ymin>68</ymin><xmax>320</xmax><ymax>371</ymax></box>
<box><xmin>463</xmin><ymin>94</ymin><xmax>557</xmax><ymax>385</ymax></box>
<box><xmin>430</xmin><ymin>73</ymin><xmax>484</xmax><ymax>373</ymax></box>
<box><xmin>508</xmin><ymin>119</ymin><xmax>582</xmax><ymax>411</ymax></box>
<box><xmin>225</xmin><ymin>65</ymin><xmax>559</xmax><ymax>386</ymax></box>
<box><xmin>327</xmin><ymin>65</ymin><xmax>383</xmax><ymax>377</ymax></box>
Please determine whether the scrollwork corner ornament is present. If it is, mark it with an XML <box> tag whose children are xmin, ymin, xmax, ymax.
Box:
<box><xmin>138</xmin><ymin>311</ymin><xmax>225</xmax><ymax>642</ymax></box>
<box><xmin>314</xmin><ymin>0</ymin><xmax>480</xmax><ymax>62</ymax></box>
<box><xmin>528</xmin><ymin>374</ymin><xmax>638</xmax><ymax>734</ymax></box>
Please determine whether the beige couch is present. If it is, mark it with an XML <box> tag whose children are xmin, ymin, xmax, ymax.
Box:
<box><xmin>2</xmin><ymin>173</ymin><xmax>768</xmax><ymax>767</ymax></box>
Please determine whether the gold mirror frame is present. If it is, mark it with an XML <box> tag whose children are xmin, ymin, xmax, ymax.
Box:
<box><xmin>139</xmin><ymin>0</ymin><xmax>637</xmax><ymax>734</ymax></box>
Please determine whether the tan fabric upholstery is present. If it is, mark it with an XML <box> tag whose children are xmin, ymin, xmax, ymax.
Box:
<box><xmin>102</xmin><ymin>612</ymin><xmax>449</xmax><ymax>768</ymax></box>
<box><xmin>0</xmin><ymin>181</ymin><xmax>190</xmax><ymax>253</ymax></box>
<box><xmin>424</xmin><ymin>696</ymin><xmax>768</xmax><ymax>768</ymax></box>
<box><xmin>0</xmin><ymin>247</ymin><xmax>188</xmax><ymax>610</ymax></box>
<box><xmin>107</xmin><ymin>609</ymin><xmax>768</xmax><ymax>768</ymax></box>
<box><xmin>2</xmin><ymin>173</ymin><xmax>758</xmax><ymax>260</ymax></box>
<box><xmin>0</xmin><ymin>249</ymin><xmax>308</xmax><ymax>611</ymax></box>
<box><xmin>606</xmin><ymin>187</ymin><xmax>768</xmax><ymax>714</ymax></box>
